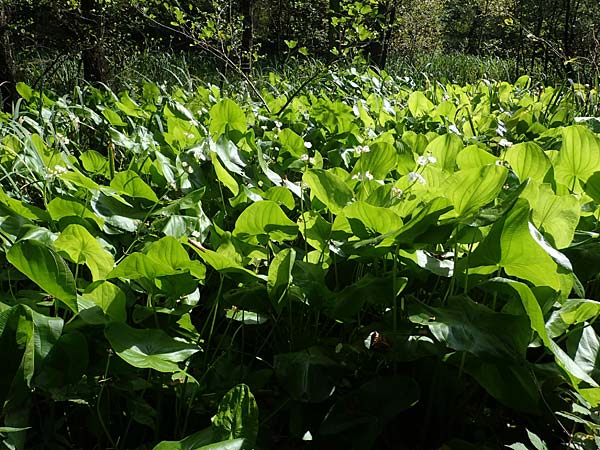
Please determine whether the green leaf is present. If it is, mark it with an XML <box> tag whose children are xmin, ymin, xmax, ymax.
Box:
<box><xmin>410</xmin><ymin>296</ymin><xmax>530</xmax><ymax>361</ymax></box>
<box><xmin>79</xmin><ymin>281</ymin><xmax>127</xmax><ymax>323</ymax></box>
<box><xmin>15</xmin><ymin>82</ymin><xmax>33</xmax><ymax>101</ymax></box>
<box><xmin>104</xmin><ymin>322</ymin><xmax>199</xmax><ymax>372</ymax></box>
<box><xmin>504</xmin><ymin>142</ymin><xmax>551</xmax><ymax>183</ymax></box>
<box><xmin>584</xmin><ymin>171</ymin><xmax>600</xmax><ymax>203</ymax></box>
<box><xmin>107</xmin><ymin>253</ymin><xmax>178</xmax><ymax>280</ymax></box>
<box><xmin>407</xmin><ymin>91</ymin><xmax>434</xmax><ymax>118</ymax></box>
<box><xmin>7</xmin><ymin>240</ymin><xmax>78</xmax><ymax>312</ymax></box>
<box><xmin>197</xmin><ymin>440</ymin><xmax>246</xmax><ymax>450</ymax></box>
<box><xmin>233</xmin><ymin>200</ymin><xmax>298</xmax><ymax>242</ymax></box>
<box><xmin>443</xmin><ymin>165</ymin><xmax>508</xmax><ymax>218</ymax></box>
<box><xmin>469</xmin><ymin>199</ymin><xmax>570</xmax><ymax>291</ymax></box>
<box><xmin>274</xmin><ymin>348</ymin><xmax>339</xmax><ymax>402</ymax></box>
<box><xmin>559</xmin><ymin>299</ymin><xmax>600</xmax><ymax>325</ymax></box>
<box><xmin>188</xmin><ymin>243</ymin><xmax>263</xmax><ymax>281</ymax></box>
<box><xmin>574</xmin><ymin>326</ymin><xmax>600</xmax><ymax>384</ymax></box>
<box><xmin>209</xmin><ymin>99</ymin><xmax>247</xmax><ymax>138</ymax></box>
<box><xmin>353</xmin><ymin>141</ymin><xmax>398</xmax><ymax>179</ymax></box>
<box><xmin>211</xmin><ymin>152</ymin><xmax>239</xmax><ymax>196</ymax></box>
<box><xmin>340</xmin><ymin>201</ymin><xmax>402</xmax><ymax>237</ymax></box>
<box><xmin>530</xmin><ymin>184</ymin><xmax>579</xmax><ymax>248</ymax></box>
<box><xmin>456</xmin><ymin>144</ymin><xmax>498</xmax><ymax>169</ymax></box>
<box><xmin>484</xmin><ymin>278</ymin><xmax>598</xmax><ymax>389</ymax></box>
<box><xmin>213</xmin><ymin>384</ymin><xmax>259</xmax><ymax>444</ymax></box>
<box><xmin>555</xmin><ymin>125</ymin><xmax>600</xmax><ymax>187</ymax></box>
<box><xmin>268</xmin><ymin>248</ymin><xmax>296</xmax><ymax>308</ymax></box>
<box><xmin>425</xmin><ymin>133</ymin><xmax>463</xmax><ymax>172</ymax></box>
<box><xmin>320</xmin><ymin>376</ymin><xmax>419</xmax><ymax>448</ymax></box>
<box><xmin>303</xmin><ymin>169</ymin><xmax>353</xmax><ymax>215</ymax></box>
<box><xmin>54</xmin><ymin>224</ymin><xmax>114</xmax><ymax>280</ymax></box>
<box><xmin>110</xmin><ymin>171</ymin><xmax>159</xmax><ymax>202</ymax></box>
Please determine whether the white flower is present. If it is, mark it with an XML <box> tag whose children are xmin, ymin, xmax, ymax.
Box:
<box><xmin>391</xmin><ymin>187</ymin><xmax>404</xmax><ymax>198</ymax></box>
<box><xmin>274</xmin><ymin>120</ymin><xmax>282</xmax><ymax>129</ymax></box>
<box><xmin>498</xmin><ymin>139</ymin><xmax>513</xmax><ymax>147</ymax></box>
<box><xmin>352</xmin><ymin>171</ymin><xmax>374</xmax><ymax>181</ymax></box>
<box><xmin>300</xmin><ymin>154</ymin><xmax>310</xmax><ymax>162</ymax></box>
<box><xmin>184</xmin><ymin>132</ymin><xmax>195</xmax><ymax>140</ymax></box>
<box><xmin>416</xmin><ymin>155</ymin><xmax>428</xmax><ymax>166</ymax></box>
<box><xmin>417</xmin><ymin>152</ymin><xmax>436</xmax><ymax>166</ymax></box>
<box><xmin>355</xmin><ymin>145</ymin><xmax>370</xmax><ymax>155</ymax></box>
<box><xmin>54</xmin><ymin>165</ymin><xmax>68</xmax><ymax>174</ymax></box>
<box><xmin>191</xmin><ymin>230</ymin><xmax>201</xmax><ymax>238</ymax></box>
<box><xmin>408</xmin><ymin>172</ymin><xmax>426</xmax><ymax>185</ymax></box>
<box><xmin>304</xmin><ymin>141</ymin><xmax>313</xmax><ymax>149</ymax></box>
<box><xmin>181</xmin><ymin>161</ymin><xmax>189</xmax><ymax>168</ymax></box>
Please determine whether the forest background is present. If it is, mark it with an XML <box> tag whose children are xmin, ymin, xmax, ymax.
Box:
<box><xmin>2</xmin><ymin>0</ymin><xmax>600</xmax><ymax>111</ymax></box>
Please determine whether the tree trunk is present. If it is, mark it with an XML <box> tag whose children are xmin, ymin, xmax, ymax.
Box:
<box><xmin>81</xmin><ymin>0</ymin><xmax>107</xmax><ymax>85</ymax></box>
<box><xmin>240</xmin><ymin>0</ymin><xmax>253</xmax><ymax>74</ymax></box>
<box><xmin>0</xmin><ymin>2</ymin><xmax>17</xmax><ymax>112</ymax></box>
<box><xmin>367</xmin><ymin>0</ymin><xmax>395</xmax><ymax>68</ymax></box>
<box><xmin>328</xmin><ymin>0</ymin><xmax>341</xmax><ymax>55</ymax></box>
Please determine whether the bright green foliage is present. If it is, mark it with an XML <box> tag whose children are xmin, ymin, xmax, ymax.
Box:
<box><xmin>1</xmin><ymin>71</ymin><xmax>600</xmax><ymax>449</ymax></box>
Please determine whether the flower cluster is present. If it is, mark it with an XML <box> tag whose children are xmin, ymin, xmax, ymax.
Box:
<box><xmin>416</xmin><ymin>152</ymin><xmax>437</xmax><ymax>167</ymax></box>
<box><xmin>408</xmin><ymin>171</ymin><xmax>426</xmax><ymax>185</ymax></box>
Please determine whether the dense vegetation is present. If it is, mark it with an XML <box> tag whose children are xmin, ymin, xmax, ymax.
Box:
<box><xmin>2</xmin><ymin>0</ymin><xmax>600</xmax><ymax>110</ymax></box>
<box><xmin>2</xmin><ymin>1</ymin><xmax>600</xmax><ymax>449</ymax></box>
<box><xmin>1</xmin><ymin>65</ymin><xmax>600</xmax><ymax>449</ymax></box>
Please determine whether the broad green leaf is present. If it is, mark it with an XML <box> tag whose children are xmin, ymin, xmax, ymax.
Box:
<box><xmin>303</xmin><ymin>169</ymin><xmax>353</xmax><ymax>215</ymax></box>
<box><xmin>329</xmin><ymin>273</ymin><xmax>406</xmax><ymax>321</ymax></box>
<box><xmin>197</xmin><ymin>440</ymin><xmax>245</xmax><ymax>450</ymax></box>
<box><xmin>555</xmin><ymin>125</ymin><xmax>600</xmax><ymax>187</ymax></box>
<box><xmin>274</xmin><ymin>348</ymin><xmax>339</xmax><ymax>402</ymax></box>
<box><xmin>213</xmin><ymin>384</ymin><xmax>259</xmax><ymax>444</ymax></box>
<box><xmin>267</xmin><ymin>248</ymin><xmax>296</xmax><ymax>307</ymax></box>
<box><xmin>7</xmin><ymin>240</ymin><xmax>78</xmax><ymax>312</ymax></box>
<box><xmin>0</xmin><ymin>304</ymin><xmax>63</xmax><ymax>389</ymax></box>
<box><xmin>263</xmin><ymin>186</ymin><xmax>295</xmax><ymax>210</ymax></box>
<box><xmin>484</xmin><ymin>278</ymin><xmax>598</xmax><ymax>390</ymax></box>
<box><xmin>530</xmin><ymin>184</ymin><xmax>579</xmax><ymax>248</ymax></box>
<box><xmin>152</xmin><ymin>428</ymin><xmax>214</xmax><ymax>450</ymax></box>
<box><xmin>0</xmin><ymin>187</ymin><xmax>50</xmax><ymax>222</ymax></box>
<box><xmin>110</xmin><ymin>171</ymin><xmax>159</xmax><ymax>202</ymax></box>
<box><xmin>407</xmin><ymin>91</ymin><xmax>434</xmax><ymax>118</ymax></box>
<box><xmin>104</xmin><ymin>322</ymin><xmax>199</xmax><ymax>372</ymax></box>
<box><xmin>425</xmin><ymin>133</ymin><xmax>463</xmax><ymax>172</ymax></box>
<box><xmin>188</xmin><ymin>244</ymin><xmax>263</xmax><ymax>281</ymax></box>
<box><xmin>574</xmin><ymin>326</ymin><xmax>600</xmax><ymax>384</ymax></box>
<box><xmin>233</xmin><ymin>200</ymin><xmax>298</xmax><ymax>242</ymax></box>
<box><xmin>79</xmin><ymin>281</ymin><xmax>127</xmax><ymax>323</ymax></box>
<box><xmin>278</xmin><ymin>128</ymin><xmax>306</xmax><ymax>157</ymax></box>
<box><xmin>584</xmin><ymin>171</ymin><xmax>600</xmax><ymax>203</ymax></box>
<box><xmin>80</xmin><ymin>150</ymin><xmax>109</xmax><ymax>176</ymax></box>
<box><xmin>353</xmin><ymin>141</ymin><xmax>398</xmax><ymax>179</ymax></box>
<box><xmin>209</xmin><ymin>99</ymin><xmax>247</xmax><ymax>138</ymax></box>
<box><xmin>47</xmin><ymin>197</ymin><xmax>103</xmax><ymax>228</ymax></box>
<box><xmin>470</xmin><ymin>199</ymin><xmax>570</xmax><ymax>291</ymax></box>
<box><xmin>452</xmin><ymin>354</ymin><xmax>541</xmax><ymax>414</ymax></box>
<box><xmin>456</xmin><ymin>144</ymin><xmax>498</xmax><ymax>169</ymax></box>
<box><xmin>298</xmin><ymin>211</ymin><xmax>331</xmax><ymax>252</ymax></box>
<box><xmin>54</xmin><ymin>224</ymin><xmax>114</xmax><ymax>280</ymax></box>
<box><xmin>443</xmin><ymin>164</ymin><xmax>508</xmax><ymax>218</ymax></box>
<box><xmin>504</xmin><ymin>142</ymin><xmax>551</xmax><ymax>183</ymax></box>
<box><xmin>559</xmin><ymin>299</ymin><xmax>600</xmax><ymax>325</ymax></box>
<box><xmin>16</xmin><ymin>82</ymin><xmax>33</xmax><ymax>101</ymax></box>
<box><xmin>107</xmin><ymin>253</ymin><xmax>178</xmax><ymax>280</ymax></box>
<box><xmin>211</xmin><ymin>152</ymin><xmax>239</xmax><ymax>196</ymax></box>
<box><xmin>320</xmin><ymin>376</ymin><xmax>419</xmax><ymax>448</ymax></box>
<box><xmin>337</xmin><ymin>201</ymin><xmax>402</xmax><ymax>238</ymax></box>
<box><xmin>410</xmin><ymin>296</ymin><xmax>530</xmax><ymax>361</ymax></box>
